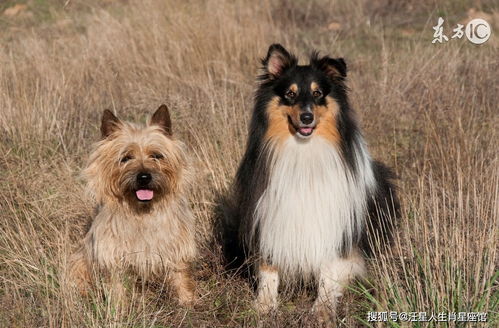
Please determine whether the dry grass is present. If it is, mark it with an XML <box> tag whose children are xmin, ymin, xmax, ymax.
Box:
<box><xmin>0</xmin><ymin>0</ymin><xmax>498</xmax><ymax>327</ymax></box>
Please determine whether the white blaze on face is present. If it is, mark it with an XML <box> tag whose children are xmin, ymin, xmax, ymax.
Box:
<box><xmin>253</xmin><ymin>136</ymin><xmax>374</xmax><ymax>278</ymax></box>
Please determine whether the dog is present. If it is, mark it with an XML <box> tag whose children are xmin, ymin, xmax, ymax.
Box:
<box><xmin>69</xmin><ymin>105</ymin><xmax>197</xmax><ymax>306</ymax></box>
<box><xmin>225</xmin><ymin>44</ymin><xmax>400</xmax><ymax>316</ymax></box>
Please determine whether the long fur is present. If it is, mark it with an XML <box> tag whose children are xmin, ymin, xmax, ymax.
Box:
<box><xmin>252</xmin><ymin>136</ymin><xmax>375</xmax><ymax>279</ymax></box>
<box><xmin>81</xmin><ymin>122</ymin><xmax>196</xmax><ymax>278</ymax></box>
<box><xmin>69</xmin><ymin>108</ymin><xmax>197</xmax><ymax>305</ymax></box>
<box><xmin>225</xmin><ymin>44</ymin><xmax>400</xmax><ymax>283</ymax></box>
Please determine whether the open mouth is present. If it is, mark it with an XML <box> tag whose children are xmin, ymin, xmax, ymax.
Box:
<box><xmin>288</xmin><ymin>116</ymin><xmax>315</xmax><ymax>137</ymax></box>
<box><xmin>135</xmin><ymin>189</ymin><xmax>154</xmax><ymax>202</ymax></box>
<box><xmin>297</xmin><ymin>126</ymin><xmax>314</xmax><ymax>137</ymax></box>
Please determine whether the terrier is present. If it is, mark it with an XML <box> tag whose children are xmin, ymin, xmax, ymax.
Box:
<box><xmin>70</xmin><ymin>105</ymin><xmax>197</xmax><ymax>306</ymax></box>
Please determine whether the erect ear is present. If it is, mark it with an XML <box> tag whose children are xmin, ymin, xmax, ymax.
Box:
<box><xmin>311</xmin><ymin>53</ymin><xmax>347</xmax><ymax>80</ymax></box>
<box><xmin>150</xmin><ymin>104</ymin><xmax>172</xmax><ymax>136</ymax></box>
<box><xmin>101</xmin><ymin>109</ymin><xmax>121</xmax><ymax>138</ymax></box>
<box><xmin>261</xmin><ymin>43</ymin><xmax>297</xmax><ymax>79</ymax></box>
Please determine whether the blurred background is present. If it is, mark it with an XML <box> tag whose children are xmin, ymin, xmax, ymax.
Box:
<box><xmin>0</xmin><ymin>1</ymin><xmax>497</xmax><ymax>327</ymax></box>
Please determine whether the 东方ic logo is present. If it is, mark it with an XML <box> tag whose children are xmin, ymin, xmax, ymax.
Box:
<box><xmin>432</xmin><ymin>17</ymin><xmax>491</xmax><ymax>45</ymax></box>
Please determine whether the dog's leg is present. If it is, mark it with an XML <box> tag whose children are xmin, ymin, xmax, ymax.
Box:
<box><xmin>313</xmin><ymin>249</ymin><xmax>365</xmax><ymax>316</ymax></box>
<box><xmin>107</xmin><ymin>271</ymin><xmax>126</xmax><ymax>305</ymax></box>
<box><xmin>171</xmin><ymin>264</ymin><xmax>196</xmax><ymax>306</ymax></box>
<box><xmin>67</xmin><ymin>248</ymin><xmax>92</xmax><ymax>295</ymax></box>
<box><xmin>254</xmin><ymin>263</ymin><xmax>279</xmax><ymax>314</ymax></box>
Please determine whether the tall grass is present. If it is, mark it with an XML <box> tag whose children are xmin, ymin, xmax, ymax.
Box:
<box><xmin>0</xmin><ymin>0</ymin><xmax>497</xmax><ymax>327</ymax></box>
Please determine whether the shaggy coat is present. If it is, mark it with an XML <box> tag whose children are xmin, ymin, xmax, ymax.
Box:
<box><xmin>69</xmin><ymin>105</ymin><xmax>196</xmax><ymax>305</ymax></box>
<box><xmin>225</xmin><ymin>44</ymin><xmax>400</xmax><ymax>314</ymax></box>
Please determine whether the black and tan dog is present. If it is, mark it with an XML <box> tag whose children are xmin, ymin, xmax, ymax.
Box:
<box><xmin>226</xmin><ymin>44</ymin><xmax>399</xmax><ymax>316</ymax></box>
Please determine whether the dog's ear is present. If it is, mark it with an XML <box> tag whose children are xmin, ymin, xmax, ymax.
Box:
<box><xmin>150</xmin><ymin>104</ymin><xmax>172</xmax><ymax>136</ymax></box>
<box><xmin>262</xmin><ymin>44</ymin><xmax>297</xmax><ymax>79</ymax></box>
<box><xmin>101</xmin><ymin>110</ymin><xmax>121</xmax><ymax>138</ymax></box>
<box><xmin>311</xmin><ymin>53</ymin><xmax>347</xmax><ymax>80</ymax></box>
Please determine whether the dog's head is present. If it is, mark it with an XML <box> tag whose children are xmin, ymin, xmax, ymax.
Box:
<box><xmin>258</xmin><ymin>44</ymin><xmax>348</xmax><ymax>144</ymax></box>
<box><xmin>84</xmin><ymin>105</ymin><xmax>188</xmax><ymax>212</ymax></box>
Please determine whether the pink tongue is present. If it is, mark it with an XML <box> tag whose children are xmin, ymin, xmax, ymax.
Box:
<box><xmin>136</xmin><ymin>189</ymin><xmax>153</xmax><ymax>201</ymax></box>
<box><xmin>299</xmin><ymin>127</ymin><xmax>313</xmax><ymax>135</ymax></box>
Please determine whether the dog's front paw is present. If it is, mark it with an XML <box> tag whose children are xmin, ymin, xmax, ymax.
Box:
<box><xmin>177</xmin><ymin>290</ymin><xmax>197</xmax><ymax>308</ymax></box>
<box><xmin>254</xmin><ymin>293</ymin><xmax>278</xmax><ymax>314</ymax></box>
<box><xmin>171</xmin><ymin>266</ymin><xmax>197</xmax><ymax>308</ymax></box>
<box><xmin>312</xmin><ymin>299</ymin><xmax>337</xmax><ymax>326</ymax></box>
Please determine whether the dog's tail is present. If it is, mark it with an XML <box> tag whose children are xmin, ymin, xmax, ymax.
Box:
<box><xmin>213</xmin><ymin>193</ymin><xmax>247</xmax><ymax>274</ymax></box>
<box><xmin>360</xmin><ymin>161</ymin><xmax>401</xmax><ymax>256</ymax></box>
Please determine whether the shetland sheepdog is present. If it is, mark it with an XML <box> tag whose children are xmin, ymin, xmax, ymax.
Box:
<box><xmin>225</xmin><ymin>44</ymin><xmax>399</xmax><ymax>315</ymax></box>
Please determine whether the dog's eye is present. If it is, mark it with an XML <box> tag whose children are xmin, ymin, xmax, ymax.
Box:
<box><xmin>312</xmin><ymin>90</ymin><xmax>322</xmax><ymax>98</ymax></box>
<box><xmin>151</xmin><ymin>153</ymin><xmax>164</xmax><ymax>160</ymax></box>
<box><xmin>285</xmin><ymin>90</ymin><xmax>296</xmax><ymax>99</ymax></box>
<box><xmin>120</xmin><ymin>155</ymin><xmax>132</xmax><ymax>163</ymax></box>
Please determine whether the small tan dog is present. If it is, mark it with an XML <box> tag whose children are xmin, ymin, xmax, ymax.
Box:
<box><xmin>70</xmin><ymin>105</ymin><xmax>197</xmax><ymax>306</ymax></box>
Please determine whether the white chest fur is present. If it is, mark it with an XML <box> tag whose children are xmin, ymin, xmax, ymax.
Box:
<box><xmin>253</xmin><ymin>136</ymin><xmax>373</xmax><ymax>278</ymax></box>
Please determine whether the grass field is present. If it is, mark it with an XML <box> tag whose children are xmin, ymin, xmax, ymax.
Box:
<box><xmin>0</xmin><ymin>0</ymin><xmax>497</xmax><ymax>327</ymax></box>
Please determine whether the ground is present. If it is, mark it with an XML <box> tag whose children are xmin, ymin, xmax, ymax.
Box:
<box><xmin>0</xmin><ymin>0</ymin><xmax>497</xmax><ymax>327</ymax></box>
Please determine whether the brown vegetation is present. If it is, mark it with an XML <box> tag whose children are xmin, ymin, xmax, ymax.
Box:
<box><xmin>1</xmin><ymin>0</ymin><xmax>497</xmax><ymax>327</ymax></box>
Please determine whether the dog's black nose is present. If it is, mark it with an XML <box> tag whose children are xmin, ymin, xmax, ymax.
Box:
<box><xmin>137</xmin><ymin>172</ymin><xmax>152</xmax><ymax>186</ymax></box>
<box><xmin>300</xmin><ymin>112</ymin><xmax>314</xmax><ymax>125</ymax></box>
